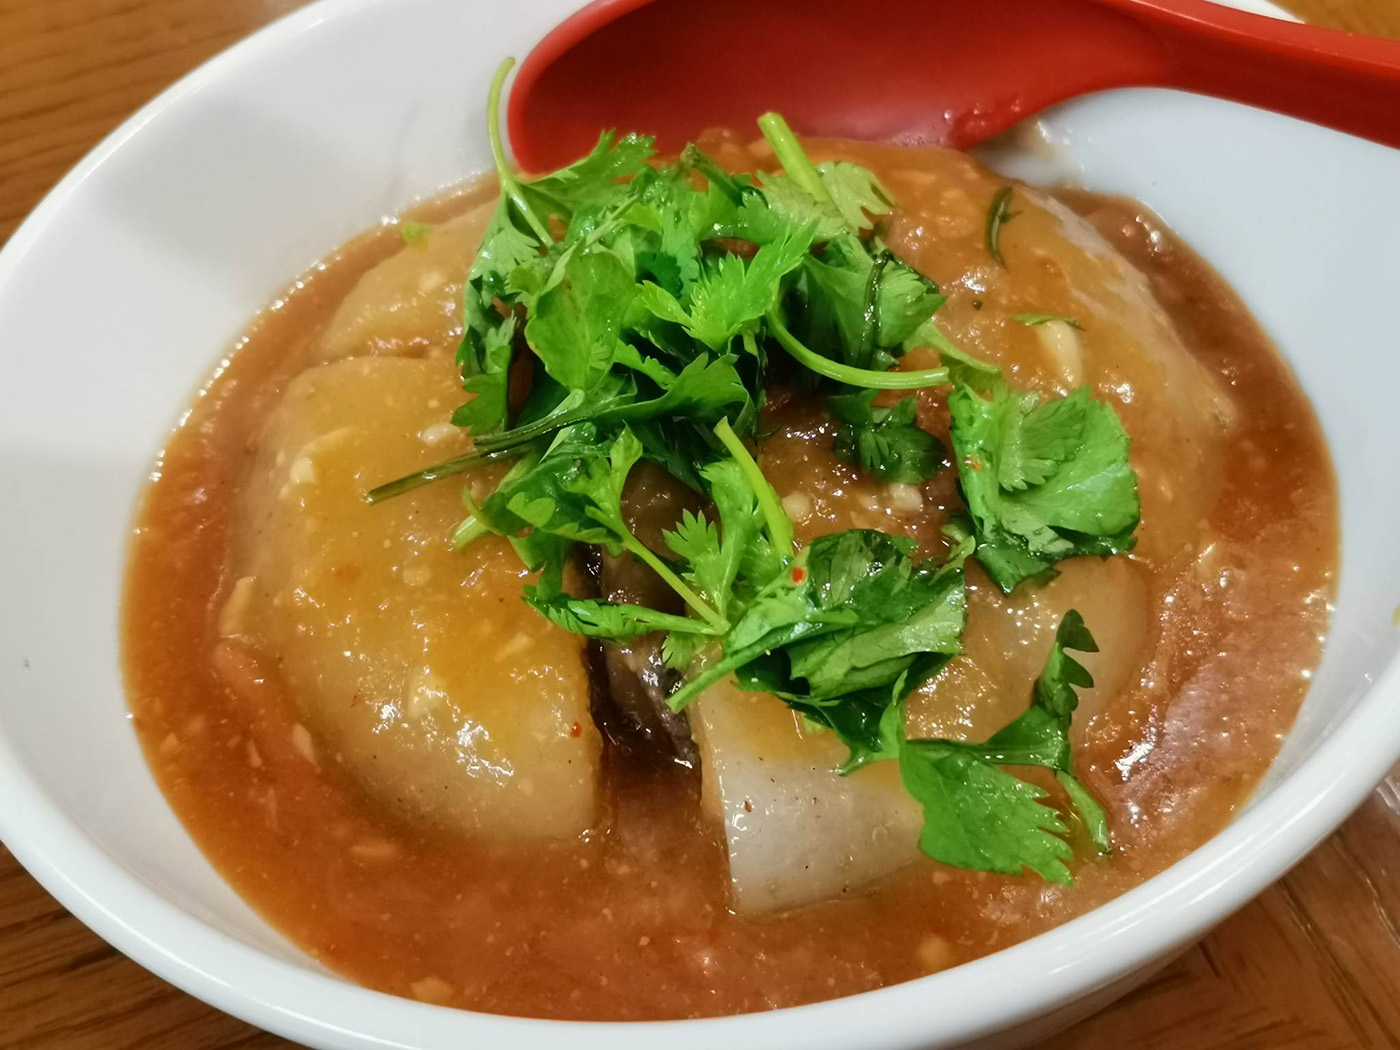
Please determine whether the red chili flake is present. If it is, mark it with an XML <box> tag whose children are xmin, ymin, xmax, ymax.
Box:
<box><xmin>965</xmin><ymin>457</ymin><xmax>984</xmax><ymax>473</ymax></box>
<box><xmin>790</xmin><ymin>565</ymin><xmax>807</xmax><ymax>584</ymax></box>
<box><xmin>569</xmin><ymin>722</ymin><xmax>583</xmax><ymax>738</ymax></box>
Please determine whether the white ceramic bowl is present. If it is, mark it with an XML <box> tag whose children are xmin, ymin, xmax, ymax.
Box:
<box><xmin>1</xmin><ymin>1</ymin><xmax>1398</xmax><ymax>1047</ymax></box>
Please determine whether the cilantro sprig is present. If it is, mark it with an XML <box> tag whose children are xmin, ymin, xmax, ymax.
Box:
<box><xmin>362</xmin><ymin>60</ymin><xmax>1138</xmax><ymax>887</ymax></box>
<box><xmin>829</xmin><ymin>390</ymin><xmax>944</xmax><ymax>484</ymax></box>
<box><xmin>900</xmin><ymin>610</ymin><xmax>1111</xmax><ymax>880</ymax></box>
<box><xmin>949</xmin><ymin>381</ymin><xmax>1140</xmax><ymax>593</ymax></box>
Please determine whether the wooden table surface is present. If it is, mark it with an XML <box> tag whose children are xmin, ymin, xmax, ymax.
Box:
<box><xmin>3</xmin><ymin>1</ymin><xmax>1400</xmax><ymax>1046</ymax></box>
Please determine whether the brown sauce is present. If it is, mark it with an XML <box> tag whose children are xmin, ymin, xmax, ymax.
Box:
<box><xmin>122</xmin><ymin>139</ymin><xmax>1337</xmax><ymax>1020</ymax></box>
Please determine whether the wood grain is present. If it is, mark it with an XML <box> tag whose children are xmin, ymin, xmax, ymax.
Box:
<box><xmin>1</xmin><ymin>1</ymin><xmax>1397</xmax><ymax>1047</ymax></box>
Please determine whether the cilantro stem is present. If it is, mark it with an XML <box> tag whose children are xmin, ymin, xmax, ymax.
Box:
<box><xmin>474</xmin><ymin>412</ymin><xmax>581</xmax><ymax>453</ymax></box>
<box><xmin>680</xmin><ymin>144</ymin><xmax>748</xmax><ymax>204</ymax></box>
<box><xmin>450</xmin><ymin>484</ymin><xmax>492</xmax><ymax>549</ymax></box>
<box><xmin>451</xmin><ymin>515</ymin><xmax>489</xmax><ymax>550</ymax></box>
<box><xmin>487</xmin><ymin>58</ymin><xmax>550</xmax><ymax>243</ymax></box>
<box><xmin>766</xmin><ymin>308</ymin><xmax>949</xmax><ymax>390</ymax></box>
<box><xmin>620</xmin><ymin>534</ymin><xmax>728</xmax><ymax>632</ymax></box>
<box><xmin>916</xmin><ymin>320</ymin><xmax>973</xmax><ymax>360</ymax></box>
<box><xmin>714</xmin><ymin>416</ymin><xmax>795</xmax><ymax>558</ymax></box>
<box><xmin>859</xmin><ymin>251</ymin><xmax>891</xmax><ymax>366</ymax></box>
<box><xmin>985</xmin><ymin>186</ymin><xmax>1015</xmax><ymax>268</ymax></box>
<box><xmin>757</xmin><ymin>112</ymin><xmax>832</xmax><ymax>206</ymax></box>
<box><xmin>363</xmin><ymin>442</ymin><xmax>535</xmax><ymax>503</ymax></box>
<box><xmin>667</xmin><ymin>641</ymin><xmax>767</xmax><ymax>711</ymax></box>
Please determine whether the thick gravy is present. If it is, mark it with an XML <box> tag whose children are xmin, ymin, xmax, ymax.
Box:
<box><xmin>122</xmin><ymin>139</ymin><xmax>1336</xmax><ymax>1019</ymax></box>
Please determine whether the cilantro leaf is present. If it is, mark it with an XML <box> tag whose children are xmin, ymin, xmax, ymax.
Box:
<box><xmin>998</xmin><ymin>389</ymin><xmax>1088</xmax><ymax>491</ymax></box>
<box><xmin>874</xmin><ymin>260</ymin><xmax>948</xmax><ymax>348</ymax></box>
<box><xmin>899</xmin><ymin>740</ymin><xmax>1074</xmax><ymax>882</ymax></box>
<box><xmin>452</xmin><ymin>312</ymin><xmax>519</xmax><ymax>436</ymax></box>
<box><xmin>478</xmin><ymin>423</ymin><xmax>641</xmax><ymax>551</ymax></box>
<box><xmin>525</xmin><ymin>246</ymin><xmax>636</xmax><ymax>389</ymax></box>
<box><xmin>664</xmin><ymin>510</ymin><xmax>722</xmax><ymax>590</ymax></box>
<box><xmin>782</xmin><ymin>552</ymin><xmax>966</xmax><ymax>700</ymax></box>
<box><xmin>799</xmin><ymin>238</ymin><xmax>945</xmax><ymax>372</ymax></box>
<box><xmin>949</xmin><ymin>383</ymin><xmax>1140</xmax><ymax>593</ymax></box>
<box><xmin>667</xmin><ymin>530</ymin><xmax>970</xmax><ymax>773</ymax></box>
<box><xmin>454</xmin><ymin>208</ymin><xmax>541</xmax><ymax>435</ymax></box>
<box><xmin>982</xmin><ymin>610</ymin><xmax>1111</xmax><ymax>853</ymax></box>
<box><xmin>476</xmin><ymin>423</ymin><xmax>727</xmax><ymax>630</ymax></box>
<box><xmin>829</xmin><ymin>390</ymin><xmax>944</xmax><ymax>484</ymax></box>
<box><xmin>741</xmin><ymin>117</ymin><xmax>892</xmax><ymax>241</ymax></box>
<box><xmin>817</xmin><ymin>160</ymin><xmax>894</xmax><ymax>231</ymax></box>
<box><xmin>518</xmin><ymin>130</ymin><xmax>655</xmax><ymax>222</ymax></box>
<box><xmin>524</xmin><ymin>590</ymin><xmax>718</xmax><ymax>641</ymax></box>
<box><xmin>637</xmin><ymin>225</ymin><xmax>816</xmax><ymax>351</ymax></box>
<box><xmin>614</xmin><ymin>353</ymin><xmax>751</xmax><ymax>423</ymax></box>
<box><xmin>661</xmin><ymin>628</ymin><xmax>708</xmax><ymax>671</ymax></box>
<box><xmin>897</xmin><ymin>610</ymin><xmax>1110</xmax><ymax>880</ymax></box>
<box><xmin>663</xmin><ymin>458</ymin><xmax>774</xmax><ymax>621</ymax></box>
<box><xmin>628</xmin><ymin>418</ymin><xmax>716</xmax><ymax>493</ymax></box>
<box><xmin>745</xmin><ymin>174</ymin><xmax>849</xmax><ymax>242</ymax></box>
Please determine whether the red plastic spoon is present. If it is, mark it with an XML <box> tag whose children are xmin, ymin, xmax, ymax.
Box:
<box><xmin>508</xmin><ymin>0</ymin><xmax>1400</xmax><ymax>172</ymax></box>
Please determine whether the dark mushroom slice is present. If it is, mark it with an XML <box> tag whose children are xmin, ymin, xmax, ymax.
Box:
<box><xmin>583</xmin><ymin>462</ymin><xmax>701</xmax><ymax>763</ymax></box>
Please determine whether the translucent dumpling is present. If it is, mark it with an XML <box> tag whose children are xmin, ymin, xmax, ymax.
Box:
<box><xmin>225</xmin><ymin>355</ymin><xmax>600</xmax><ymax>840</ymax></box>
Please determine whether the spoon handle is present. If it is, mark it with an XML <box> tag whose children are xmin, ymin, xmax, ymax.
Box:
<box><xmin>1108</xmin><ymin>0</ymin><xmax>1400</xmax><ymax>149</ymax></box>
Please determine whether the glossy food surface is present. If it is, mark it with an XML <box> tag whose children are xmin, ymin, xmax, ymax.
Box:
<box><xmin>122</xmin><ymin>138</ymin><xmax>1336</xmax><ymax>1019</ymax></box>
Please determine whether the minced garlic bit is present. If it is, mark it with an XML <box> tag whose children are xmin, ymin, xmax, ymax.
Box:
<box><xmin>401</xmin><ymin>564</ymin><xmax>433</xmax><ymax>587</ymax></box>
<box><xmin>290</xmin><ymin>723</ymin><xmax>318</xmax><ymax>767</ymax></box>
<box><xmin>496</xmin><ymin>631</ymin><xmax>531</xmax><ymax>661</ymax></box>
<box><xmin>884</xmin><ymin>483</ymin><xmax>924</xmax><ymax>516</ymax></box>
<box><xmin>1033</xmin><ymin>318</ymin><xmax>1084</xmax><ymax>388</ymax></box>
<box><xmin>218</xmin><ymin>575</ymin><xmax>257</xmax><ymax>637</ymax></box>
<box><xmin>781</xmin><ymin>490</ymin><xmax>814</xmax><ymax>523</ymax></box>
<box><xmin>287</xmin><ymin>457</ymin><xmax>317</xmax><ymax>486</ymax></box>
<box><xmin>286</xmin><ymin>426</ymin><xmax>357</xmax><ymax>488</ymax></box>
<box><xmin>418</xmin><ymin>421</ymin><xmax>458</xmax><ymax>447</ymax></box>
<box><xmin>409</xmin><ymin>976</ymin><xmax>454</xmax><ymax>1004</ymax></box>
<box><xmin>917</xmin><ymin>934</ymin><xmax>956</xmax><ymax>973</ymax></box>
<box><xmin>404</xmin><ymin>669</ymin><xmax>448</xmax><ymax>721</ymax></box>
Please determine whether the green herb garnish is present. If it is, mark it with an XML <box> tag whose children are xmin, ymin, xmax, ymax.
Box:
<box><xmin>985</xmin><ymin>186</ymin><xmax>1018</xmax><ymax>267</ymax></box>
<box><xmin>1014</xmin><ymin>312</ymin><xmax>1084</xmax><ymax>329</ymax></box>
<box><xmin>829</xmin><ymin>390</ymin><xmax>944</xmax><ymax>484</ymax></box>
<box><xmin>949</xmin><ymin>382</ymin><xmax>1140</xmax><ymax>593</ymax></box>
<box><xmin>666</xmin><ymin>526</ymin><xmax>974</xmax><ymax>773</ymax></box>
<box><xmin>363</xmin><ymin>62</ymin><xmax>1137</xmax><ymax>886</ymax></box>
<box><xmin>900</xmin><ymin>610</ymin><xmax>1111</xmax><ymax>880</ymax></box>
<box><xmin>399</xmin><ymin>221</ymin><xmax>433</xmax><ymax>246</ymax></box>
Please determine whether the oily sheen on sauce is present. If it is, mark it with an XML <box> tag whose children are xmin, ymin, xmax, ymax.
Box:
<box><xmin>122</xmin><ymin>136</ymin><xmax>1336</xmax><ymax>1020</ymax></box>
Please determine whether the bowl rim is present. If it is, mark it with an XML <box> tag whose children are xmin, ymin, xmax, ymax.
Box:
<box><xmin>1</xmin><ymin>0</ymin><xmax>1398</xmax><ymax>1047</ymax></box>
